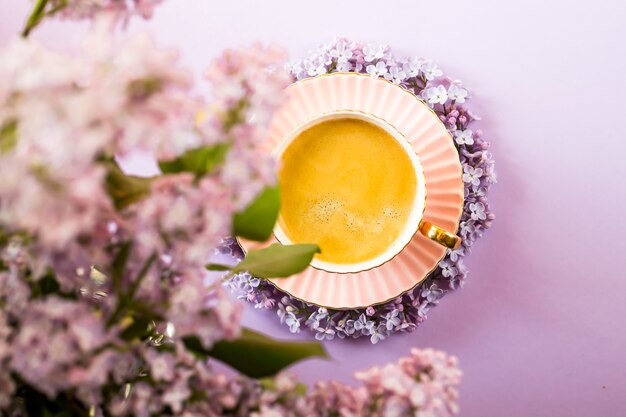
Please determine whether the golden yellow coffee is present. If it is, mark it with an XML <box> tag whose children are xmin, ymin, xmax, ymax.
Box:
<box><xmin>278</xmin><ymin>117</ymin><xmax>417</xmax><ymax>264</ymax></box>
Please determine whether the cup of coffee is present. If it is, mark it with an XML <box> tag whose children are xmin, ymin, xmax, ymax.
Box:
<box><xmin>274</xmin><ymin>110</ymin><xmax>461</xmax><ymax>274</ymax></box>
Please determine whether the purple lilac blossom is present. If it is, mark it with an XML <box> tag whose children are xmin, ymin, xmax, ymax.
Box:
<box><xmin>225</xmin><ymin>37</ymin><xmax>495</xmax><ymax>343</ymax></box>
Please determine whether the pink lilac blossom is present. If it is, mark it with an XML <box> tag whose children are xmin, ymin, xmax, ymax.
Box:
<box><xmin>201</xmin><ymin>45</ymin><xmax>290</xmax><ymax>211</ymax></box>
<box><xmin>0</xmin><ymin>40</ymin><xmax>110</xmax><ymax>250</ymax></box>
<box><xmin>105</xmin><ymin>347</ymin><xmax>461</xmax><ymax>417</ymax></box>
<box><xmin>8</xmin><ymin>297</ymin><xmax>111</xmax><ymax>398</ymax></box>
<box><xmin>0</xmin><ymin>31</ymin><xmax>200</xmax><ymax>253</ymax></box>
<box><xmin>304</xmin><ymin>348</ymin><xmax>460</xmax><ymax>417</ymax></box>
<box><xmin>0</xmin><ymin>24</ymin><xmax>305</xmax><ymax>415</ymax></box>
<box><xmin>130</xmin><ymin>174</ymin><xmax>234</xmax><ymax>268</ymax></box>
<box><xmin>0</xmin><ymin>309</ymin><xmax>13</xmax><ymax>408</ymax></box>
<box><xmin>224</xmin><ymin>37</ymin><xmax>496</xmax><ymax>343</ymax></box>
<box><xmin>36</xmin><ymin>0</ymin><xmax>162</xmax><ymax>21</ymax></box>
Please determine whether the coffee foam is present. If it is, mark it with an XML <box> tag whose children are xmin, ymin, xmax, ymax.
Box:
<box><xmin>277</xmin><ymin>117</ymin><xmax>418</xmax><ymax>264</ymax></box>
<box><xmin>305</xmin><ymin>196</ymin><xmax>406</xmax><ymax>237</ymax></box>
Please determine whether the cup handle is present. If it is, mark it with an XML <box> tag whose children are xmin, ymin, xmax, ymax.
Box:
<box><xmin>419</xmin><ymin>221</ymin><xmax>462</xmax><ymax>250</ymax></box>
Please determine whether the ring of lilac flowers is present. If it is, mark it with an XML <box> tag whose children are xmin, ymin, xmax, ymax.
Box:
<box><xmin>223</xmin><ymin>38</ymin><xmax>496</xmax><ymax>344</ymax></box>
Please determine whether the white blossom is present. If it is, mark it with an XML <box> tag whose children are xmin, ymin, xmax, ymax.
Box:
<box><xmin>363</xmin><ymin>43</ymin><xmax>386</xmax><ymax>62</ymax></box>
<box><xmin>448</xmin><ymin>84</ymin><xmax>468</xmax><ymax>103</ymax></box>
<box><xmin>384</xmin><ymin>65</ymin><xmax>407</xmax><ymax>84</ymax></box>
<box><xmin>454</xmin><ymin>129</ymin><xmax>474</xmax><ymax>145</ymax></box>
<box><xmin>423</xmin><ymin>85</ymin><xmax>448</xmax><ymax>104</ymax></box>
<box><xmin>366</xmin><ymin>61</ymin><xmax>388</xmax><ymax>78</ymax></box>
<box><xmin>421</xmin><ymin>61</ymin><xmax>443</xmax><ymax>80</ymax></box>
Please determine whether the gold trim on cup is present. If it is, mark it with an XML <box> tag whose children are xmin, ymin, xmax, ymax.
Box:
<box><xmin>419</xmin><ymin>221</ymin><xmax>461</xmax><ymax>249</ymax></box>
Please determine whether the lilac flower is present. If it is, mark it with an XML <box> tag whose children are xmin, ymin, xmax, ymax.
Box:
<box><xmin>366</xmin><ymin>61</ymin><xmax>388</xmax><ymax>78</ymax></box>
<box><xmin>285</xmin><ymin>312</ymin><xmax>301</xmax><ymax>333</ymax></box>
<box><xmin>315</xmin><ymin>327</ymin><xmax>336</xmax><ymax>341</ymax></box>
<box><xmin>255</xmin><ymin>296</ymin><xmax>276</xmax><ymax>309</ymax></box>
<box><xmin>305</xmin><ymin>308</ymin><xmax>328</xmax><ymax>329</ymax></box>
<box><xmin>463</xmin><ymin>165</ymin><xmax>484</xmax><ymax>187</ymax></box>
<box><xmin>304</xmin><ymin>57</ymin><xmax>328</xmax><ymax>76</ymax></box>
<box><xmin>145</xmin><ymin>350</ymin><xmax>176</xmax><ymax>382</ymax></box>
<box><xmin>423</xmin><ymin>85</ymin><xmax>448</xmax><ymax>104</ymax></box>
<box><xmin>303</xmin><ymin>312</ymin><xmax>318</xmax><ymax>329</ymax></box>
<box><xmin>398</xmin><ymin>320</ymin><xmax>416</xmax><ymax>332</ymax></box>
<box><xmin>9</xmin><ymin>297</ymin><xmax>109</xmax><ymax>398</ymax></box>
<box><xmin>340</xmin><ymin>318</ymin><xmax>357</xmax><ymax>336</ymax></box>
<box><xmin>247</xmin><ymin>276</ymin><xmax>261</xmax><ymax>289</ymax></box>
<box><xmin>449</xmin><ymin>262</ymin><xmax>468</xmax><ymax>290</ymax></box>
<box><xmin>315</xmin><ymin>307</ymin><xmax>329</xmax><ymax>319</ymax></box>
<box><xmin>285</xmin><ymin>60</ymin><xmax>307</xmax><ymax>80</ymax></box>
<box><xmin>385</xmin><ymin>310</ymin><xmax>402</xmax><ymax>331</ymax></box>
<box><xmin>421</xmin><ymin>61</ymin><xmax>443</xmax><ymax>80</ymax></box>
<box><xmin>448</xmin><ymin>246</ymin><xmax>465</xmax><ymax>262</ymax></box>
<box><xmin>370</xmin><ymin>325</ymin><xmax>387</xmax><ymax>344</ymax></box>
<box><xmin>417</xmin><ymin>301</ymin><xmax>430</xmax><ymax>319</ymax></box>
<box><xmin>438</xmin><ymin>260</ymin><xmax>459</xmax><ymax>279</ymax></box>
<box><xmin>363</xmin><ymin>43</ymin><xmax>386</xmax><ymax>62</ymax></box>
<box><xmin>336</xmin><ymin>60</ymin><xmax>353</xmax><ymax>72</ymax></box>
<box><xmin>485</xmin><ymin>160</ymin><xmax>498</xmax><ymax>183</ymax></box>
<box><xmin>422</xmin><ymin>282</ymin><xmax>444</xmax><ymax>303</ymax></box>
<box><xmin>384</xmin><ymin>65</ymin><xmax>407</xmax><ymax>84</ymax></box>
<box><xmin>473</xmin><ymin>186</ymin><xmax>489</xmax><ymax>198</ymax></box>
<box><xmin>354</xmin><ymin>313</ymin><xmax>375</xmax><ymax>335</ymax></box>
<box><xmin>329</xmin><ymin>39</ymin><xmax>354</xmax><ymax>64</ymax></box>
<box><xmin>460</xmin><ymin>220</ymin><xmax>476</xmax><ymax>238</ymax></box>
<box><xmin>448</xmin><ymin>84</ymin><xmax>468</xmax><ymax>103</ymax></box>
<box><xmin>404</xmin><ymin>57</ymin><xmax>423</xmax><ymax>77</ymax></box>
<box><xmin>24</xmin><ymin>0</ymin><xmax>163</xmax><ymax>33</ymax></box>
<box><xmin>162</xmin><ymin>376</ymin><xmax>192</xmax><ymax>414</ymax></box>
<box><xmin>454</xmin><ymin>129</ymin><xmax>474</xmax><ymax>146</ymax></box>
<box><xmin>469</xmin><ymin>202</ymin><xmax>487</xmax><ymax>220</ymax></box>
<box><xmin>226</xmin><ymin>271</ymin><xmax>261</xmax><ymax>296</ymax></box>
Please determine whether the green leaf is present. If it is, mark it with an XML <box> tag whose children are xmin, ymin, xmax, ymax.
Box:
<box><xmin>32</xmin><ymin>273</ymin><xmax>60</xmax><ymax>297</ymax></box>
<box><xmin>183</xmin><ymin>327</ymin><xmax>328</xmax><ymax>378</ymax></box>
<box><xmin>0</xmin><ymin>118</ymin><xmax>18</xmax><ymax>153</ymax></box>
<box><xmin>107</xmin><ymin>249</ymin><xmax>159</xmax><ymax>328</ymax></box>
<box><xmin>128</xmin><ymin>300</ymin><xmax>165</xmax><ymax>322</ymax></box>
<box><xmin>21</xmin><ymin>0</ymin><xmax>50</xmax><ymax>38</ymax></box>
<box><xmin>110</xmin><ymin>241</ymin><xmax>132</xmax><ymax>295</ymax></box>
<box><xmin>233</xmin><ymin>185</ymin><xmax>281</xmax><ymax>241</ymax></box>
<box><xmin>29</xmin><ymin>272</ymin><xmax>76</xmax><ymax>300</ymax></box>
<box><xmin>158</xmin><ymin>144</ymin><xmax>230</xmax><ymax>176</ymax></box>
<box><xmin>127</xmin><ymin>77</ymin><xmax>163</xmax><ymax>101</ymax></box>
<box><xmin>125</xmin><ymin>252</ymin><xmax>157</xmax><ymax>302</ymax></box>
<box><xmin>259</xmin><ymin>378</ymin><xmax>308</xmax><ymax>395</ymax></box>
<box><xmin>223</xmin><ymin>99</ymin><xmax>248</xmax><ymax>132</ymax></box>
<box><xmin>205</xmin><ymin>264</ymin><xmax>231</xmax><ymax>271</ymax></box>
<box><xmin>120</xmin><ymin>315</ymin><xmax>152</xmax><ymax>341</ymax></box>
<box><xmin>229</xmin><ymin>243</ymin><xmax>320</xmax><ymax>278</ymax></box>
<box><xmin>105</xmin><ymin>162</ymin><xmax>153</xmax><ymax>210</ymax></box>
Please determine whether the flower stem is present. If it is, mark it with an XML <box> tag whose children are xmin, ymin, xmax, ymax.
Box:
<box><xmin>21</xmin><ymin>0</ymin><xmax>49</xmax><ymax>37</ymax></box>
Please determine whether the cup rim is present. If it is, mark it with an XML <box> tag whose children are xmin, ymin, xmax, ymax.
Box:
<box><xmin>272</xmin><ymin>109</ymin><xmax>427</xmax><ymax>274</ymax></box>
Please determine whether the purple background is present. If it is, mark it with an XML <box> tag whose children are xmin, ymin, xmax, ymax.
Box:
<box><xmin>2</xmin><ymin>1</ymin><xmax>626</xmax><ymax>415</ymax></box>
